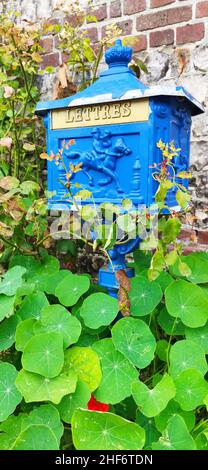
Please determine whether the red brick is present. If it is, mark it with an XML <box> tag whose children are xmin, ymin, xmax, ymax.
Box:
<box><xmin>124</xmin><ymin>35</ymin><xmax>147</xmax><ymax>52</ymax></box>
<box><xmin>176</xmin><ymin>23</ymin><xmax>205</xmax><ymax>44</ymax></box>
<box><xmin>41</xmin><ymin>52</ymin><xmax>60</xmax><ymax>69</ymax></box>
<box><xmin>136</xmin><ymin>6</ymin><xmax>192</xmax><ymax>31</ymax></box>
<box><xmin>87</xmin><ymin>4</ymin><xmax>107</xmax><ymax>22</ymax></box>
<box><xmin>67</xmin><ymin>13</ymin><xmax>85</xmax><ymax>26</ymax></box>
<box><xmin>124</xmin><ymin>0</ymin><xmax>146</xmax><ymax>15</ymax></box>
<box><xmin>178</xmin><ymin>228</ymin><xmax>196</xmax><ymax>240</ymax></box>
<box><xmin>150</xmin><ymin>28</ymin><xmax>174</xmax><ymax>47</ymax></box>
<box><xmin>196</xmin><ymin>1</ymin><xmax>208</xmax><ymax>18</ymax></box>
<box><xmin>110</xmin><ymin>1</ymin><xmax>121</xmax><ymax>18</ymax></box>
<box><xmin>61</xmin><ymin>52</ymin><xmax>70</xmax><ymax>64</ymax></box>
<box><xmin>151</xmin><ymin>0</ymin><xmax>174</xmax><ymax>7</ymax></box>
<box><xmin>40</xmin><ymin>37</ymin><xmax>54</xmax><ymax>54</ymax></box>
<box><xmin>86</xmin><ymin>27</ymin><xmax>98</xmax><ymax>43</ymax></box>
<box><xmin>197</xmin><ymin>230</ymin><xmax>208</xmax><ymax>244</ymax></box>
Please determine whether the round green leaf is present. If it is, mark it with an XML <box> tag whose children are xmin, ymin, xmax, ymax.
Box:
<box><xmin>154</xmin><ymin>400</ymin><xmax>195</xmax><ymax>432</ymax></box>
<box><xmin>17</xmin><ymin>292</ymin><xmax>49</xmax><ymax>321</ymax></box>
<box><xmin>158</xmin><ymin>307</ymin><xmax>185</xmax><ymax>335</ymax></box>
<box><xmin>0</xmin><ymin>315</ymin><xmax>20</xmax><ymax>351</ymax></box>
<box><xmin>93</xmin><ymin>339</ymin><xmax>138</xmax><ymax>404</ymax></box>
<box><xmin>130</xmin><ymin>276</ymin><xmax>162</xmax><ymax>316</ymax></box>
<box><xmin>170</xmin><ymin>252</ymin><xmax>208</xmax><ymax>284</ymax></box>
<box><xmin>156</xmin><ymin>339</ymin><xmax>169</xmax><ymax>362</ymax></box>
<box><xmin>16</xmin><ymin>369</ymin><xmax>77</xmax><ymax>404</ymax></box>
<box><xmin>0</xmin><ymin>295</ymin><xmax>15</xmax><ymax>322</ymax></box>
<box><xmin>72</xmin><ymin>409</ymin><xmax>145</xmax><ymax>450</ymax></box>
<box><xmin>15</xmin><ymin>318</ymin><xmax>36</xmax><ymax>352</ymax></box>
<box><xmin>169</xmin><ymin>340</ymin><xmax>207</xmax><ymax>379</ymax></box>
<box><xmin>0</xmin><ymin>362</ymin><xmax>22</xmax><ymax>422</ymax></box>
<box><xmin>0</xmin><ymin>266</ymin><xmax>26</xmax><ymax>296</ymax></box>
<box><xmin>111</xmin><ymin>317</ymin><xmax>156</xmax><ymax>368</ymax></box>
<box><xmin>132</xmin><ymin>374</ymin><xmax>175</xmax><ymax>418</ymax></box>
<box><xmin>80</xmin><ymin>293</ymin><xmax>118</xmax><ymax>329</ymax></box>
<box><xmin>185</xmin><ymin>323</ymin><xmax>208</xmax><ymax>354</ymax></box>
<box><xmin>174</xmin><ymin>369</ymin><xmax>208</xmax><ymax>411</ymax></box>
<box><xmin>152</xmin><ymin>414</ymin><xmax>196</xmax><ymax>450</ymax></box>
<box><xmin>55</xmin><ymin>274</ymin><xmax>90</xmax><ymax>307</ymax></box>
<box><xmin>22</xmin><ymin>332</ymin><xmax>64</xmax><ymax>378</ymax></box>
<box><xmin>26</xmin><ymin>404</ymin><xmax>63</xmax><ymax>444</ymax></box>
<box><xmin>195</xmin><ymin>430</ymin><xmax>208</xmax><ymax>450</ymax></box>
<box><xmin>12</xmin><ymin>424</ymin><xmax>59</xmax><ymax>450</ymax></box>
<box><xmin>165</xmin><ymin>280</ymin><xmax>208</xmax><ymax>327</ymax></box>
<box><xmin>9</xmin><ymin>255</ymin><xmax>41</xmax><ymax>278</ymax></box>
<box><xmin>64</xmin><ymin>346</ymin><xmax>101</xmax><ymax>392</ymax></box>
<box><xmin>34</xmin><ymin>304</ymin><xmax>81</xmax><ymax>349</ymax></box>
<box><xmin>43</xmin><ymin>270</ymin><xmax>69</xmax><ymax>295</ymax></box>
<box><xmin>57</xmin><ymin>381</ymin><xmax>91</xmax><ymax>424</ymax></box>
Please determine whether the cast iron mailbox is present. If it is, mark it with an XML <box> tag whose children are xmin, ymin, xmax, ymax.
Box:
<box><xmin>36</xmin><ymin>39</ymin><xmax>204</xmax><ymax>212</ymax></box>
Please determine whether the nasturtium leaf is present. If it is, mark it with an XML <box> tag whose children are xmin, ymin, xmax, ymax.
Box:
<box><xmin>77</xmin><ymin>333</ymin><xmax>99</xmax><ymax>347</ymax></box>
<box><xmin>111</xmin><ymin>317</ymin><xmax>156</xmax><ymax>368</ymax></box>
<box><xmin>16</xmin><ymin>369</ymin><xmax>77</xmax><ymax>404</ymax></box>
<box><xmin>158</xmin><ymin>307</ymin><xmax>185</xmax><ymax>335</ymax></box>
<box><xmin>185</xmin><ymin>323</ymin><xmax>208</xmax><ymax>354</ymax></box>
<box><xmin>136</xmin><ymin>412</ymin><xmax>161</xmax><ymax>450</ymax></box>
<box><xmin>195</xmin><ymin>429</ymin><xmax>208</xmax><ymax>450</ymax></box>
<box><xmin>154</xmin><ymin>400</ymin><xmax>195</xmax><ymax>433</ymax></box>
<box><xmin>26</xmin><ymin>255</ymin><xmax>60</xmax><ymax>291</ymax></box>
<box><xmin>132</xmin><ymin>374</ymin><xmax>175</xmax><ymax>418</ymax></box>
<box><xmin>9</xmin><ymin>255</ymin><xmax>41</xmax><ymax>278</ymax></box>
<box><xmin>72</xmin><ymin>409</ymin><xmax>145</xmax><ymax>450</ymax></box>
<box><xmin>93</xmin><ymin>339</ymin><xmax>138</xmax><ymax>404</ymax></box>
<box><xmin>55</xmin><ymin>274</ymin><xmax>90</xmax><ymax>306</ymax></box>
<box><xmin>165</xmin><ymin>280</ymin><xmax>208</xmax><ymax>327</ymax></box>
<box><xmin>16</xmin><ymin>283</ymin><xmax>35</xmax><ymax>297</ymax></box>
<box><xmin>80</xmin><ymin>293</ymin><xmax>119</xmax><ymax>329</ymax></box>
<box><xmin>26</xmin><ymin>404</ymin><xmax>64</xmax><ymax>444</ymax></box>
<box><xmin>0</xmin><ymin>266</ymin><xmax>26</xmax><ymax>296</ymax></box>
<box><xmin>152</xmin><ymin>415</ymin><xmax>196</xmax><ymax>450</ymax></box>
<box><xmin>170</xmin><ymin>252</ymin><xmax>208</xmax><ymax>284</ymax></box>
<box><xmin>0</xmin><ymin>295</ymin><xmax>15</xmax><ymax>322</ymax></box>
<box><xmin>130</xmin><ymin>276</ymin><xmax>162</xmax><ymax>316</ymax></box>
<box><xmin>0</xmin><ymin>414</ymin><xmax>26</xmax><ymax>449</ymax></box>
<box><xmin>64</xmin><ymin>346</ymin><xmax>101</xmax><ymax>392</ymax></box>
<box><xmin>0</xmin><ymin>362</ymin><xmax>22</xmax><ymax>422</ymax></box>
<box><xmin>133</xmin><ymin>250</ymin><xmax>151</xmax><ymax>274</ymax></box>
<box><xmin>13</xmin><ymin>425</ymin><xmax>59</xmax><ymax>450</ymax></box>
<box><xmin>22</xmin><ymin>332</ymin><xmax>64</xmax><ymax>378</ymax></box>
<box><xmin>156</xmin><ymin>339</ymin><xmax>169</xmax><ymax>362</ymax></box>
<box><xmin>169</xmin><ymin>340</ymin><xmax>207</xmax><ymax>379</ymax></box>
<box><xmin>34</xmin><ymin>304</ymin><xmax>81</xmax><ymax>348</ymax></box>
<box><xmin>0</xmin><ymin>315</ymin><xmax>20</xmax><ymax>351</ymax></box>
<box><xmin>17</xmin><ymin>292</ymin><xmax>49</xmax><ymax>321</ymax></box>
<box><xmin>155</xmin><ymin>271</ymin><xmax>173</xmax><ymax>292</ymax></box>
<box><xmin>15</xmin><ymin>319</ymin><xmax>36</xmax><ymax>351</ymax></box>
<box><xmin>43</xmin><ymin>270</ymin><xmax>69</xmax><ymax>295</ymax></box>
<box><xmin>174</xmin><ymin>369</ymin><xmax>208</xmax><ymax>411</ymax></box>
<box><xmin>57</xmin><ymin>381</ymin><xmax>91</xmax><ymax>424</ymax></box>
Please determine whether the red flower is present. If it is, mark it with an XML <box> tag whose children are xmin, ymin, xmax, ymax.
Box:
<box><xmin>88</xmin><ymin>395</ymin><xmax>109</xmax><ymax>412</ymax></box>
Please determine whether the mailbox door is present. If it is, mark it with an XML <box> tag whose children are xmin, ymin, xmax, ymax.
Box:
<box><xmin>47</xmin><ymin>120</ymin><xmax>151</xmax><ymax>210</ymax></box>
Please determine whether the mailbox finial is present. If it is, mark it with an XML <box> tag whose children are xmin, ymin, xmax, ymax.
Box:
<box><xmin>105</xmin><ymin>38</ymin><xmax>132</xmax><ymax>69</ymax></box>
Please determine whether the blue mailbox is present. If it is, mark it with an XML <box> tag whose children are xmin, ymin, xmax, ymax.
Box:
<box><xmin>36</xmin><ymin>39</ymin><xmax>204</xmax><ymax>212</ymax></box>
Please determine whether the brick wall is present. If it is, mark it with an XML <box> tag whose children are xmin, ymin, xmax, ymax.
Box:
<box><xmin>4</xmin><ymin>0</ymin><xmax>208</xmax><ymax>247</ymax></box>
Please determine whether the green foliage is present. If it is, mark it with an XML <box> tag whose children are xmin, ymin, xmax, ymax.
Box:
<box><xmin>132</xmin><ymin>374</ymin><xmax>175</xmax><ymax>418</ymax></box>
<box><xmin>80</xmin><ymin>293</ymin><xmax>118</xmax><ymax>329</ymax></box>
<box><xmin>129</xmin><ymin>275</ymin><xmax>162</xmax><ymax>316</ymax></box>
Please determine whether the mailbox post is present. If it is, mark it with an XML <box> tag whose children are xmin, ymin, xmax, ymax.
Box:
<box><xmin>36</xmin><ymin>39</ymin><xmax>204</xmax><ymax>297</ymax></box>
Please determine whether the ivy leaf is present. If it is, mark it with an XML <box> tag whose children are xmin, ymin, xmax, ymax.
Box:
<box><xmin>132</xmin><ymin>374</ymin><xmax>175</xmax><ymax>418</ymax></box>
<box><xmin>16</xmin><ymin>369</ymin><xmax>77</xmax><ymax>404</ymax></box>
<box><xmin>130</xmin><ymin>276</ymin><xmax>162</xmax><ymax>316</ymax></box>
<box><xmin>185</xmin><ymin>323</ymin><xmax>208</xmax><ymax>354</ymax></box>
<box><xmin>0</xmin><ymin>362</ymin><xmax>22</xmax><ymax>422</ymax></box>
<box><xmin>55</xmin><ymin>274</ymin><xmax>90</xmax><ymax>307</ymax></box>
<box><xmin>158</xmin><ymin>307</ymin><xmax>185</xmax><ymax>335</ymax></box>
<box><xmin>0</xmin><ymin>315</ymin><xmax>20</xmax><ymax>351</ymax></box>
<box><xmin>0</xmin><ymin>295</ymin><xmax>15</xmax><ymax>321</ymax></box>
<box><xmin>22</xmin><ymin>332</ymin><xmax>64</xmax><ymax>378</ymax></box>
<box><xmin>93</xmin><ymin>339</ymin><xmax>138</xmax><ymax>404</ymax></box>
<box><xmin>72</xmin><ymin>409</ymin><xmax>145</xmax><ymax>450</ymax></box>
<box><xmin>111</xmin><ymin>317</ymin><xmax>156</xmax><ymax>369</ymax></box>
<box><xmin>154</xmin><ymin>400</ymin><xmax>195</xmax><ymax>433</ymax></box>
<box><xmin>64</xmin><ymin>347</ymin><xmax>102</xmax><ymax>392</ymax></box>
<box><xmin>169</xmin><ymin>340</ymin><xmax>207</xmax><ymax>379</ymax></box>
<box><xmin>165</xmin><ymin>279</ymin><xmax>208</xmax><ymax>327</ymax></box>
<box><xmin>17</xmin><ymin>292</ymin><xmax>49</xmax><ymax>321</ymax></box>
<box><xmin>15</xmin><ymin>319</ymin><xmax>36</xmax><ymax>352</ymax></box>
<box><xmin>80</xmin><ymin>293</ymin><xmax>118</xmax><ymax>329</ymax></box>
<box><xmin>0</xmin><ymin>266</ymin><xmax>26</xmax><ymax>296</ymax></box>
<box><xmin>174</xmin><ymin>369</ymin><xmax>208</xmax><ymax>411</ymax></box>
<box><xmin>57</xmin><ymin>381</ymin><xmax>91</xmax><ymax>424</ymax></box>
<box><xmin>34</xmin><ymin>304</ymin><xmax>81</xmax><ymax>349</ymax></box>
<box><xmin>152</xmin><ymin>415</ymin><xmax>196</xmax><ymax>450</ymax></box>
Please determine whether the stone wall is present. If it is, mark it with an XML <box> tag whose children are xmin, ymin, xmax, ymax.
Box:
<box><xmin>4</xmin><ymin>0</ymin><xmax>208</xmax><ymax>246</ymax></box>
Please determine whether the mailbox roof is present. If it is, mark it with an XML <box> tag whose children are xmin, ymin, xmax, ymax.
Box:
<box><xmin>36</xmin><ymin>40</ymin><xmax>204</xmax><ymax>117</ymax></box>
